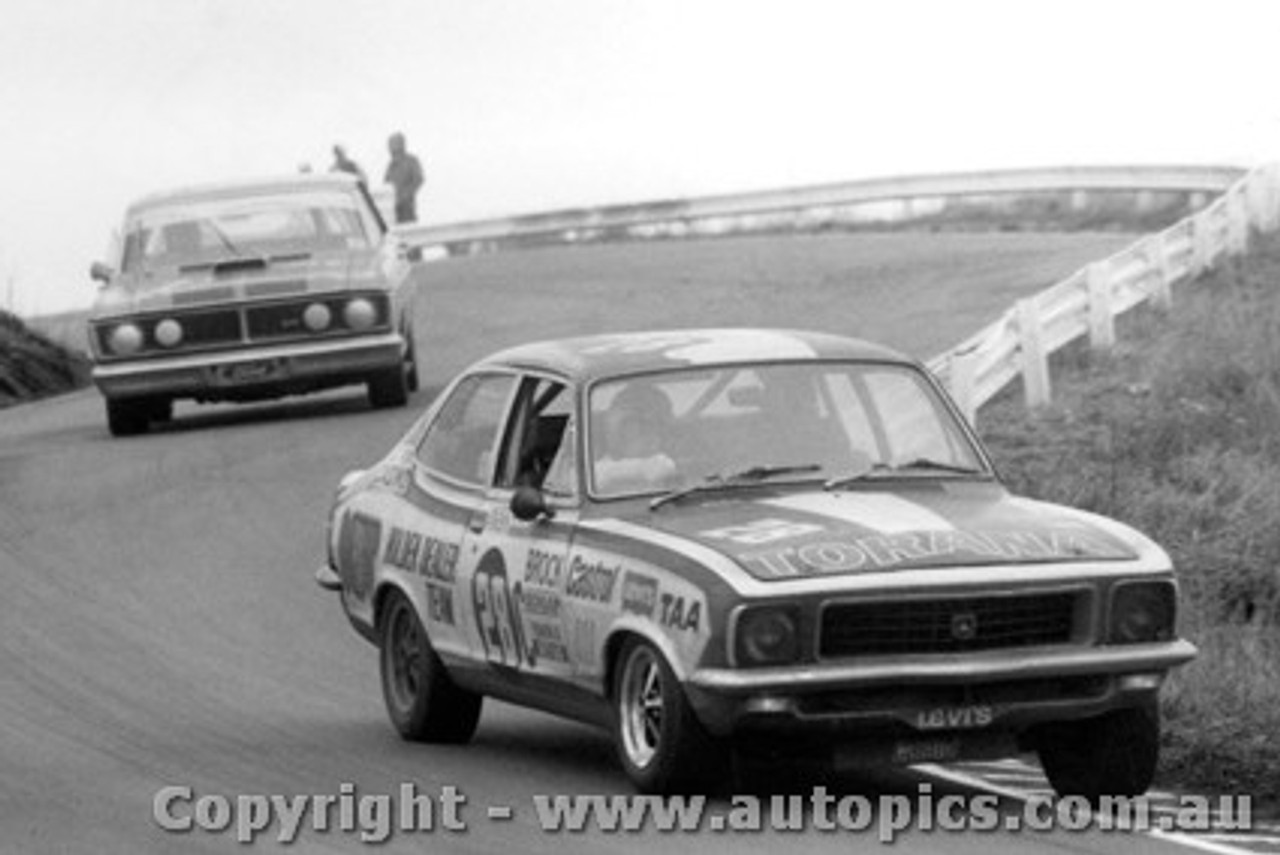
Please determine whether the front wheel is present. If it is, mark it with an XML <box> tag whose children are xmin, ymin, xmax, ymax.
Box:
<box><xmin>106</xmin><ymin>398</ymin><xmax>150</xmax><ymax>436</ymax></box>
<box><xmin>368</xmin><ymin>364</ymin><xmax>408</xmax><ymax>409</ymax></box>
<box><xmin>613</xmin><ymin>638</ymin><xmax>727</xmax><ymax>793</ymax></box>
<box><xmin>1036</xmin><ymin>703</ymin><xmax>1159</xmax><ymax>803</ymax></box>
<box><xmin>379</xmin><ymin>590</ymin><xmax>482</xmax><ymax>743</ymax></box>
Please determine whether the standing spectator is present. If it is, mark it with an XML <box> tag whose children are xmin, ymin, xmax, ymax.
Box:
<box><xmin>383</xmin><ymin>132</ymin><xmax>424</xmax><ymax>224</ymax></box>
<box><xmin>330</xmin><ymin>144</ymin><xmax>367</xmax><ymax>184</ymax></box>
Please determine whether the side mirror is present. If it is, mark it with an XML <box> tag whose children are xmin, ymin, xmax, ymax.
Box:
<box><xmin>510</xmin><ymin>485</ymin><xmax>554</xmax><ymax>522</ymax></box>
<box><xmin>89</xmin><ymin>261</ymin><xmax>115</xmax><ymax>284</ymax></box>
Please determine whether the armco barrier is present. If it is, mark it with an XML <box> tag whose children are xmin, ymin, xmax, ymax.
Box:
<box><xmin>391</xmin><ymin>164</ymin><xmax>1245</xmax><ymax>252</ymax></box>
<box><xmin>927</xmin><ymin>163</ymin><xmax>1280</xmax><ymax>422</ymax></box>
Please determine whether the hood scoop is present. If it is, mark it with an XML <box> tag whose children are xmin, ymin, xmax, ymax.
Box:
<box><xmin>212</xmin><ymin>257</ymin><xmax>269</xmax><ymax>276</ymax></box>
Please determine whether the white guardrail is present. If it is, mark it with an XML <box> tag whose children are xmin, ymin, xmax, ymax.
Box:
<box><xmin>386</xmin><ymin>162</ymin><xmax>1277</xmax><ymax>422</ymax></box>
<box><xmin>926</xmin><ymin>162</ymin><xmax>1280</xmax><ymax>422</ymax></box>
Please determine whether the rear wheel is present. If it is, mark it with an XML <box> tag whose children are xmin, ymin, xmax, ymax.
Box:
<box><xmin>1037</xmin><ymin>703</ymin><xmax>1159</xmax><ymax>803</ymax></box>
<box><xmin>106</xmin><ymin>398</ymin><xmax>150</xmax><ymax>437</ymax></box>
<box><xmin>613</xmin><ymin>638</ymin><xmax>727</xmax><ymax>793</ymax></box>
<box><xmin>379</xmin><ymin>590</ymin><xmax>481</xmax><ymax>743</ymax></box>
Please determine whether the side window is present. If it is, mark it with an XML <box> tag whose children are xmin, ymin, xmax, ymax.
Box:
<box><xmin>496</xmin><ymin>377</ymin><xmax>577</xmax><ymax>499</ymax></box>
<box><xmin>416</xmin><ymin>373</ymin><xmax>515</xmax><ymax>485</ymax></box>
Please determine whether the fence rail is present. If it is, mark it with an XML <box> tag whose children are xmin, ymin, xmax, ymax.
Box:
<box><xmin>389</xmin><ymin>164</ymin><xmax>1246</xmax><ymax>252</ymax></box>
<box><xmin>926</xmin><ymin>163</ymin><xmax>1280</xmax><ymax>421</ymax></box>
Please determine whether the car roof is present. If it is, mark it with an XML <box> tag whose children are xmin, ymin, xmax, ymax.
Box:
<box><xmin>476</xmin><ymin>329</ymin><xmax>915</xmax><ymax>382</ymax></box>
<box><xmin>125</xmin><ymin>173</ymin><xmax>363</xmax><ymax>216</ymax></box>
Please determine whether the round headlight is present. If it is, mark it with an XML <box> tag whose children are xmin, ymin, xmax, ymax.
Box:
<box><xmin>107</xmin><ymin>323</ymin><xmax>144</xmax><ymax>356</ymax></box>
<box><xmin>737</xmin><ymin>608</ymin><xmax>800</xmax><ymax>666</ymax></box>
<box><xmin>1110</xmin><ymin>582</ymin><xmax>1176</xmax><ymax>644</ymax></box>
<box><xmin>343</xmin><ymin>297</ymin><xmax>377</xmax><ymax>331</ymax></box>
<box><xmin>302</xmin><ymin>302</ymin><xmax>332</xmax><ymax>332</ymax></box>
<box><xmin>154</xmin><ymin>318</ymin><xmax>183</xmax><ymax>348</ymax></box>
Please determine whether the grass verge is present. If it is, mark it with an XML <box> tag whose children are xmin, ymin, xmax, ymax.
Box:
<box><xmin>0</xmin><ymin>310</ymin><xmax>90</xmax><ymax>407</ymax></box>
<box><xmin>978</xmin><ymin>234</ymin><xmax>1280</xmax><ymax>813</ymax></box>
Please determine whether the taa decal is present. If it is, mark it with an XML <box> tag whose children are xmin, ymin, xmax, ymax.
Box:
<box><xmin>659</xmin><ymin>593</ymin><xmax>702</xmax><ymax>633</ymax></box>
<box><xmin>471</xmin><ymin>549</ymin><xmax>528</xmax><ymax>668</ymax></box>
<box><xmin>337</xmin><ymin>511</ymin><xmax>382</xmax><ymax>598</ymax></box>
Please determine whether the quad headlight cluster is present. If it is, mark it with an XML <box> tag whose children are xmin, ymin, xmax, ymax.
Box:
<box><xmin>97</xmin><ymin>295</ymin><xmax>388</xmax><ymax>357</ymax></box>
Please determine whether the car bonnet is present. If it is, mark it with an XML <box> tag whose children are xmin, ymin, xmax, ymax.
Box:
<box><xmin>92</xmin><ymin>248</ymin><xmax>384</xmax><ymax>316</ymax></box>
<box><xmin>623</xmin><ymin>483</ymin><xmax>1139</xmax><ymax>581</ymax></box>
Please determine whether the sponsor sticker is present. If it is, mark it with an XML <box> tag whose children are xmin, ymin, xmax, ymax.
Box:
<box><xmin>701</xmin><ymin>517</ymin><xmax>825</xmax><ymax>546</ymax></box>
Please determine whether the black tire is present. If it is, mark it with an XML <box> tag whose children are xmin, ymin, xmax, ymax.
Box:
<box><xmin>379</xmin><ymin>590</ymin><xmax>481</xmax><ymax>743</ymax></box>
<box><xmin>368</xmin><ymin>365</ymin><xmax>409</xmax><ymax>409</ymax></box>
<box><xmin>1037</xmin><ymin>703</ymin><xmax>1159</xmax><ymax>803</ymax></box>
<box><xmin>106</xmin><ymin>398</ymin><xmax>150</xmax><ymax>437</ymax></box>
<box><xmin>148</xmin><ymin>398</ymin><xmax>174</xmax><ymax>423</ymax></box>
<box><xmin>404</xmin><ymin>329</ymin><xmax>420</xmax><ymax>393</ymax></box>
<box><xmin>612</xmin><ymin>638</ymin><xmax>727</xmax><ymax>794</ymax></box>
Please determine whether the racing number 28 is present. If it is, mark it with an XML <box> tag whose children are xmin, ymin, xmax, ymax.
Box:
<box><xmin>471</xmin><ymin>550</ymin><xmax>526</xmax><ymax>667</ymax></box>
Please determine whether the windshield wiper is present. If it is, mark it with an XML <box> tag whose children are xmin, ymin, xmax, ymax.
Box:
<box><xmin>824</xmin><ymin>458</ymin><xmax>985</xmax><ymax>490</ymax></box>
<box><xmin>650</xmin><ymin>464</ymin><xmax>821</xmax><ymax>511</ymax></box>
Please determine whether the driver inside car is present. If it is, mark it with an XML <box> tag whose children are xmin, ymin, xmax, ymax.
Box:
<box><xmin>593</xmin><ymin>384</ymin><xmax>680</xmax><ymax>495</ymax></box>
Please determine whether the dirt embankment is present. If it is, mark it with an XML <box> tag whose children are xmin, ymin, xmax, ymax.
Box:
<box><xmin>0</xmin><ymin>311</ymin><xmax>91</xmax><ymax>408</ymax></box>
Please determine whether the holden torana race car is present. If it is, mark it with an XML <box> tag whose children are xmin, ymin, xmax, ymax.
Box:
<box><xmin>315</xmin><ymin>328</ymin><xmax>1196</xmax><ymax>796</ymax></box>
<box><xmin>87</xmin><ymin>173</ymin><xmax>419</xmax><ymax>436</ymax></box>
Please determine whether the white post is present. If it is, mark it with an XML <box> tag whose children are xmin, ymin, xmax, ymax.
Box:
<box><xmin>1149</xmin><ymin>236</ymin><xmax>1174</xmax><ymax>311</ymax></box>
<box><xmin>1191</xmin><ymin>211</ymin><xmax>1215</xmax><ymax>274</ymax></box>
<box><xmin>949</xmin><ymin>350</ymin><xmax>979</xmax><ymax>427</ymax></box>
<box><xmin>1228</xmin><ymin>188</ymin><xmax>1250</xmax><ymax>255</ymax></box>
<box><xmin>1086</xmin><ymin>262</ymin><xmax>1116</xmax><ymax>350</ymax></box>
<box><xmin>1016</xmin><ymin>299</ymin><xmax>1051</xmax><ymax>408</ymax></box>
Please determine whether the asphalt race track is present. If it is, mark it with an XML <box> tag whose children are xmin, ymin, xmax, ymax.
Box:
<box><xmin>1</xmin><ymin>233</ymin><xmax>1210</xmax><ymax>853</ymax></box>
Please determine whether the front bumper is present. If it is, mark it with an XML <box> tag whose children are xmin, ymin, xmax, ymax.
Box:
<box><xmin>91</xmin><ymin>333</ymin><xmax>405</xmax><ymax>400</ymax></box>
<box><xmin>684</xmin><ymin>639</ymin><xmax>1197</xmax><ymax>739</ymax></box>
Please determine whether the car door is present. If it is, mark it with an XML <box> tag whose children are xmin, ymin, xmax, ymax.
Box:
<box><xmin>406</xmin><ymin>370</ymin><xmax>518</xmax><ymax>664</ymax></box>
<box><xmin>455</xmin><ymin>373</ymin><xmax>580</xmax><ymax>679</ymax></box>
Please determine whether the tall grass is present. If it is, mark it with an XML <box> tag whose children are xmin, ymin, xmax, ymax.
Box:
<box><xmin>979</xmin><ymin>237</ymin><xmax>1280</xmax><ymax>809</ymax></box>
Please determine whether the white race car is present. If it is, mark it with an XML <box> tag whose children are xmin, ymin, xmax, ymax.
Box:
<box><xmin>88</xmin><ymin>173</ymin><xmax>418</xmax><ymax>435</ymax></box>
<box><xmin>316</xmin><ymin>328</ymin><xmax>1195</xmax><ymax>796</ymax></box>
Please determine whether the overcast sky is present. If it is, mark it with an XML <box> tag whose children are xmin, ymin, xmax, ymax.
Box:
<box><xmin>2</xmin><ymin>0</ymin><xmax>1278</xmax><ymax>315</ymax></box>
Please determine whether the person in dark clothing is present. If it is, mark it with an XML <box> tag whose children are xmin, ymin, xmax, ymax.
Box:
<box><xmin>330</xmin><ymin>145</ymin><xmax>366</xmax><ymax>183</ymax></box>
<box><xmin>383</xmin><ymin>132</ymin><xmax>424</xmax><ymax>223</ymax></box>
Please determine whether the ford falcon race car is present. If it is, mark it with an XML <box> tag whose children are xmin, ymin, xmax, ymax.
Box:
<box><xmin>88</xmin><ymin>173</ymin><xmax>419</xmax><ymax>436</ymax></box>
<box><xmin>315</xmin><ymin>328</ymin><xmax>1196</xmax><ymax>796</ymax></box>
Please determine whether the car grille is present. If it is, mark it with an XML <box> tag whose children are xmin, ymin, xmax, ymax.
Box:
<box><xmin>819</xmin><ymin>591</ymin><xmax>1080</xmax><ymax>658</ymax></box>
<box><xmin>94</xmin><ymin>293</ymin><xmax>390</xmax><ymax>359</ymax></box>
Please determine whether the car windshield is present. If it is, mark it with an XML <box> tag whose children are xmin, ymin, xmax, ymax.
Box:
<box><xmin>587</xmin><ymin>361</ymin><xmax>986</xmax><ymax>500</ymax></box>
<box><xmin>119</xmin><ymin>191</ymin><xmax>373</xmax><ymax>279</ymax></box>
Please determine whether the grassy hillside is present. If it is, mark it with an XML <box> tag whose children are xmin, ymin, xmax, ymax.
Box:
<box><xmin>0</xmin><ymin>311</ymin><xmax>90</xmax><ymax>408</ymax></box>
<box><xmin>978</xmin><ymin>235</ymin><xmax>1280</xmax><ymax>810</ymax></box>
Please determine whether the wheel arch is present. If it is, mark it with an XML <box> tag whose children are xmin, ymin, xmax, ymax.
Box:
<box><xmin>601</xmin><ymin>620</ymin><xmax>689</xmax><ymax>701</ymax></box>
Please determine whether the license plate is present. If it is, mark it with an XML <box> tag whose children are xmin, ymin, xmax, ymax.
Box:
<box><xmin>215</xmin><ymin>359</ymin><xmax>282</xmax><ymax>384</ymax></box>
